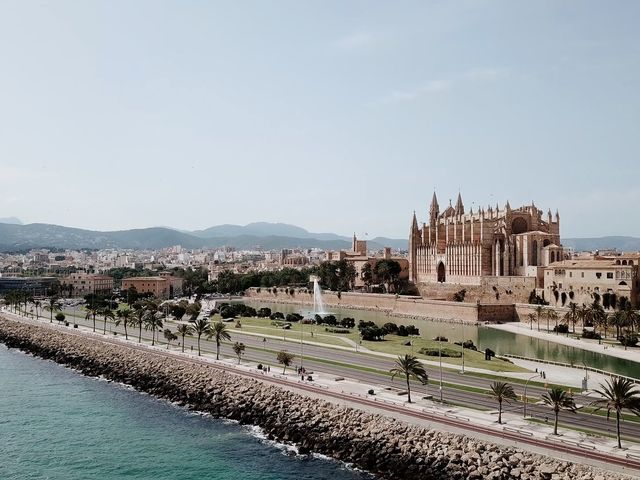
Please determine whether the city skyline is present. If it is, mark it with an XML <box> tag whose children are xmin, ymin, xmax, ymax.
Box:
<box><xmin>1</xmin><ymin>2</ymin><xmax>639</xmax><ymax>238</ymax></box>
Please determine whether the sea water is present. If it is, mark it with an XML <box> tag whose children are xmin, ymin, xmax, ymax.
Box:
<box><xmin>0</xmin><ymin>345</ymin><xmax>370</xmax><ymax>480</ymax></box>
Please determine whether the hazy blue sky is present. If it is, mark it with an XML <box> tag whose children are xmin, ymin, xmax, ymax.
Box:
<box><xmin>0</xmin><ymin>1</ymin><xmax>638</xmax><ymax>238</ymax></box>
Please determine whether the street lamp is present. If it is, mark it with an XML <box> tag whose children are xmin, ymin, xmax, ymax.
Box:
<box><xmin>300</xmin><ymin>318</ymin><xmax>304</xmax><ymax>371</ymax></box>
<box><xmin>523</xmin><ymin>373</ymin><xmax>542</xmax><ymax>418</ymax></box>
<box><xmin>438</xmin><ymin>335</ymin><xmax>443</xmax><ymax>402</ymax></box>
<box><xmin>461</xmin><ymin>322</ymin><xmax>465</xmax><ymax>374</ymax></box>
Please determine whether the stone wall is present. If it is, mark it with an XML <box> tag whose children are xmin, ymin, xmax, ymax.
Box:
<box><xmin>245</xmin><ymin>289</ymin><xmax>517</xmax><ymax>323</ymax></box>
<box><xmin>0</xmin><ymin>317</ymin><xmax>628</xmax><ymax>480</ymax></box>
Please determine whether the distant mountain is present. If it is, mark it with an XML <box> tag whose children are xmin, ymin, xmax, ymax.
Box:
<box><xmin>0</xmin><ymin>217</ymin><xmax>22</xmax><ymax>225</ymax></box>
<box><xmin>192</xmin><ymin>222</ymin><xmax>347</xmax><ymax>241</ymax></box>
<box><xmin>563</xmin><ymin>236</ymin><xmax>640</xmax><ymax>253</ymax></box>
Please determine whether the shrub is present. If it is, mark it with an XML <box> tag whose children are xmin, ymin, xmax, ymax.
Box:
<box><xmin>619</xmin><ymin>334</ymin><xmax>638</xmax><ymax>347</ymax></box>
<box><xmin>382</xmin><ymin>322</ymin><xmax>399</xmax><ymax>334</ymax></box>
<box><xmin>454</xmin><ymin>340</ymin><xmax>477</xmax><ymax>351</ymax></box>
<box><xmin>453</xmin><ymin>289</ymin><xmax>467</xmax><ymax>302</ymax></box>
<box><xmin>419</xmin><ymin>348</ymin><xmax>462</xmax><ymax>358</ymax></box>
<box><xmin>582</xmin><ymin>330</ymin><xmax>602</xmax><ymax>340</ymax></box>
<box><xmin>367</xmin><ymin>389</ymin><xmax>375</xmax><ymax>395</ymax></box>
<box><xmin>553</xmin><ymin>324</ymin><xmax>569</xmax><ymax>333</ymax></box>
<box><xmin>360</xmin><ymin>326</ymin><xmax>386</xmax><ymax>341</ymax></box>
<box><xmin>340</xmin><ymin>317</ymin><xmax>355</xmax><ymax>328</ymax></box>
<box><xmin>269</xmin><ymin>312</ymin><xmax>285</xmax><ymax>320</ymax></box>
<box><xmin>285</xmin><ymin>313</ymin><xmax>303</xmax><ymax>323</ymax></box>
<box><xmin>257</xmin><ymin>363</ymin><xmax>263</xmax><ymax>370</ymax></box>
<box><xmin>325</xmin><ymin>327</ymin><xmax>350</xmax><ymax>334</ymax></box>
<box><xmin>433</xmin><ymin>336</ymin><xmax>448</xmax><ymax>342</ymax></box>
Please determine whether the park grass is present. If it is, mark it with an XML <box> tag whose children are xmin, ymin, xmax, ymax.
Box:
<box><xmin>212</xmin><ymin>315</ymin><xmax>528</xmax><ymax>373</ymax></box>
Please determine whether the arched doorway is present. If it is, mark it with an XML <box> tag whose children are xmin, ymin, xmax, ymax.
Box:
<box><xmin>437</xmin><ymin>262</ymin><xmax>446</xmax><ymax>283</ymax></box>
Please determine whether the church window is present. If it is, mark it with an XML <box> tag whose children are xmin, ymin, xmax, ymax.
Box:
<box><xmin>569</xmin><ymin>272</ymin><xmax>572</xmax><ymax>277</ymax></box>
<box><xmin>581</xmin><ymin>272</ymin><xmax>584</xmax><ymax>278</ymax></box>
<box><xmin>622</xmin><ymin>260</ymin><xmax>628</xmax><ymax>265</ymax></box>
<box><xmin>596</xmin><ymin>272</ymin><xmax>602</xmax><ymax>279</ymax></box>
<box><xmin>630</xmin><ymin>260</ymin><xmax>635</xmax><ymax>266</ymax></box>
<box><xmin>607</xmin><ymin>272</ymin><xmax>613</xmax><ymax>279</ymax></box>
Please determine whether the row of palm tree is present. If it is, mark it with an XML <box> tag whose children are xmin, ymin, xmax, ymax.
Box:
<box><xmin>390</xmin><ymin>354</ymin><xmax>640</xmax><ymax>448</ymax></box>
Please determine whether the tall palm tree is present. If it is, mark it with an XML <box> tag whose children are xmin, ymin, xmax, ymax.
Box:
<box><xmin>590</xmin><ymin>378</ymin><xmax>640</xmax><ymax>449</ymax></box>
<box><xmin>84</xmin><ymin>304</ymin><xmax>101</xmax><ymax>332</ymax></box>
<box><xmin>389</xmin><ymin>354</ymin><xmax>428</xmax><ymax>404</ymax></box>
<box><xmin>527</xmin><ymin>312</ymin><xmax>536</xmax><ymax>331</ymax></box>
<box><xmin>210</xmin><ymin>321</ymin><xmax>231</xmax><ymax>360</ymax></box>
<box><xmin>545</xmin><ymin>309</ymin><xmax>558</xmax><ymax>333</ymax></box>
<box><xmin>541</xmin><ymin>387</ymin><xmax>577</xmax><ymax>435</ymax></box>
<box><xmin>115</xmin><ymin>307</ymin><xmax>133</xmax><ymax>340</ymax></box>
<box><xmin>191</xmin><ymin>318</ymin><xmax>212</xmax><ymax>356</ymax></box>
<box><xmin>609</xmin><ymin>310</ymin><xmax>625</xmax><ymax>339</ymax></box>
<box><xmin>44</xmin><ymin>297</ymin><xmax>62</xmax><ymax>324</ymax></box>
<box><xmin>176</xmin><ymin>323</ymin><xmax>193</xmax><ymax>353</ymax></box>
<box><xmin>144</xmin><ymin>312</ymin><xmax>164</xmax><ymax>346</ymax></box>
<box><xmin>100</xmin><ymin>307</ymin><xmax>115</xmax><ymax>335</ymax></box>
<box><xmin>564</xmin><ymin>302</ymin><xmax>578</xmax><ymax>333</ymax></box>
<box><xmin>131</xmin><ymin>307</ymin><xmax>147</xmax><ymax>343</ymax></box>
<box><xmin>535</xmin><ymin>305</ymin><xmax>544</xmax><ymax>331</ymax></box>
<box><xmin>34</xmin><ymin>299</ymin><xmax>41</xmax><ymax>320</ymax></box>
<box><xmin>576</xmin><ymin>304</ymin><xmax>589</xmax><ymax>331</ymax></box>
<box><xmin>489</xmin><ymin>382</ymin><xmax>517</xmax><ymax>424</ymax></box>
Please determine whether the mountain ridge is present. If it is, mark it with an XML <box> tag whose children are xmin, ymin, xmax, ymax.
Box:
<box><xmin>0</xmin><ymin>220</ymin><xmax>638</xmax><ymax>253</ymax></box>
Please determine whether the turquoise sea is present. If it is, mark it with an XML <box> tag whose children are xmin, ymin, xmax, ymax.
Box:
<box><xmin>0</xmin><ymin>345</ymin><xmax>369</xmax><ymax>480</ymax></box>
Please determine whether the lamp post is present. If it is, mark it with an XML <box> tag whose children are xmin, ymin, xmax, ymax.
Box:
<box><xmin>438</xmin><ymin>335</ymin><xmax>443</xmax><ymax>402</ymax></box>
<box><xmin>461</xmin><ymin>322</ymin><xmax>465</xmax><ymax>374</ymax></box>
<box><xmin>300</xmin><ymin>318</ymin><xmax>304</xmax><ymax>371</ymax></box>
<box><xmin>523</xmin><ymin>373</ymin><xmax>542</xmax><ymax>418</ymax></box>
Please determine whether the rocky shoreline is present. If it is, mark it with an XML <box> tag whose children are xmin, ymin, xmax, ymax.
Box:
<box><xmin>0</xmin><ymin>316</ymin><xmax>631</xmax><ymax>480</ymax></box>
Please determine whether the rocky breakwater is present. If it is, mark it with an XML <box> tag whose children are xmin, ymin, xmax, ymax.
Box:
<box><xmin>0</xmin><ymin>316</ymin><xmax>631</xmax><ymax>480</ymax></box>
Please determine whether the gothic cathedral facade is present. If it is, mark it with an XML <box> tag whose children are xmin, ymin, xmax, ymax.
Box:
<box><xmin>409</xmin><ymin>193</ymin><xmax>563</xmax><ymax>287</ymax></box>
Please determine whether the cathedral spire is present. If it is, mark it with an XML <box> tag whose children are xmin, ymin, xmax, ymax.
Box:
<box><xmin>455</xmin><ymin>192</ymin><xmax>464</xmax><ymax>215</ymax></box>
<box><xmin>429</xmin><ymin>191</ymin><xmax>439</xmax><ymax>221</ymax></box>
<box><xmin>411</xmin><ymin>211</ymin><xmax>419</xmax><ymax>230</ymax></box>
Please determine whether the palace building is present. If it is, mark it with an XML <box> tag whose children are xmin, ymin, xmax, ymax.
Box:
<box><xmin>409</xmin><ymin>193</ymin><xmax>563</xmax><ymax>288</ymax></box>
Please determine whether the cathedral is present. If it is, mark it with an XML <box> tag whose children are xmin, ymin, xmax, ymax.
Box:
<box><xmin>409</xmin><ymin>193</ymin><xmax>563</xmax><ymax>287</ymax></box>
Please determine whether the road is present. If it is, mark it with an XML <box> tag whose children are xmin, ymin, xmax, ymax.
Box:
<box><xmin>51</xmin><ymin>308</ymin><xmax>640</xmax><ymax>442</ymax></box>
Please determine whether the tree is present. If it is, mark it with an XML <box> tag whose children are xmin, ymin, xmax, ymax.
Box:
<box><xmin>163</xmin><ymin>329</ymin><xmax>178</xmax><ymax>349</ymax></box>
<box><xmin>232</xmin><ymin>342</ymin><xmax>246</xmax><ymax>364</ymax></box>
<box><xmin>489</xmin><ymin>382</ymin><xmax>517</xmax><ymax>424</ymax></box>
<box><xmin>535</xmin><ymin>305</ymin><xmax>545</xmax><ymax>331</ymax></box>
<box><xmin>564</xmin><ymin>302</ymin><xmax>579</xmax><ymax>334</ymax></box>
<box><xmin>591</xmin><ymin>378</ymin><xmax>640</xmax><ymax>449</ymax></box>
<box><xmin>84</xmin><ymin>304</ymin><xmax>100</xmax><ymax>332</ymax></box>
<box><xmin>44</xmin><ymin>297</ymin><xmax>62</xmax><ymax>324</ymax></box>
<box><xmin>115</xmin><ymin>307</ymin><xmax>133</xmax><ymax>340</ymax></box>
<box><xmin>541</xmin><ymin>388</ymin><xmax>577</xmax><ymax>435</ymax></box>
<box><xmin>130</xmin><ymin>306</ymin><xmax>147</xmax><ymax>343</ymax></box>
<box><xmin>210</xmin><ymin>321</ymin><xmax>231</xmax><ymax>360</ymax></box>
<box><xmin>527</xmin><ymin>312</ymin><xmax>536</xmax><ymax>331</ymax></box>
<box><xmin>361</xmin><ymin>262</ymin><xmax>373</xmax><ymax>291</ymax></box>
<box><xmin>100</xmin><ymin>307</ymin><xmax>115</xmax><ymax>335</ymax></box>
<box><xmin>190</xmin><ymin>318</ymin><xmax>212</xmax><ymax>356</ymax></box>
<box><xmin>55</xmin><ymin>312</ymin><xmax>65</xmax><ymax>324</ymax></box>
<box><xmin>34</xmin><ymin>299</ymin><xmax>41</xmax><ymax>320</ymax></box>
<box><xmin>277</xmin><ymin>350</ymin><xmax>295</xmax><ymax>374</ymax></box>
<box><xmin>176</xmin><ymin>323</ymin><xmax>193</xmax><ymax>353</ymax></box>
<box><xmin>144</xmin><ymin>312</ymin><xmax>164</xmax><ymax>346</ymax></box>
<box><xmin>389</xmin><ymin>354</ymin><xmax>428</xmax><ymax>404</ymax></box>
<box><xmin>375</xmin><ymin>260</ymin><xmax>402</xmax><ymax>293</ymax></box>
<box><xmin>544</xmin><ymin>309</ymin><xmax>558</xmax><ymax>333</ymax></box>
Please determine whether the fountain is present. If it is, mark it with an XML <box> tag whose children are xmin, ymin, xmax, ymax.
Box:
<box><xmin>311</xmin><ymin>277</ymin><xmax>327</xmax><ymax>315</ymax></box>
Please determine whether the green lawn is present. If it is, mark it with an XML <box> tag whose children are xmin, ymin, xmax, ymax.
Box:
<box><xmin>212</xmin><ymin>315</ymin><xmax>528</xmax><ymax>373</ymax></box>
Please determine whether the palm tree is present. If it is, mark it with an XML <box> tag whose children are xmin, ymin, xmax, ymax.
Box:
<box><xmin>176</xmin><ymin>323</ymin><xmax>193</xmax><ymax>353</ymax></box>
<box><xmin>576</xmin><ymin>304</ymin><xmax>589</xmax><ymax>332</ymax></box>
<box><xmin>84</xmin><ymin>304</ymin><xmax>100</xmax><ymax>332</ymax></box>
<box><xmin>210</xmin><ymin>321</ymin><xmax>231</xmax><ymax>360</ymax></box>
<box><xmin>131</xmin><ymin>307</ymin><xmax>147</xmax><ymax>343</ymax></box>
<box><xmin>144</xmin><ymin>312</ymin><xmax>164</xmax><ymax>346</ymax></box>
<box><xmin>489</xmin><ymin>382</ymin><xmax>517</xmax><ymax>424</ymax></box>
<box><xmin>541</xmin><ymin>387</ymin><xmax>577</xmax><ymax>435</ymax></box>
<box><xmin>564</xmin><ymin>302</ymin><xmax>578</xmax><ymax>333</ymax></box>
<box><xmin>44</xmin><ymin>297</ymin><xmax>61</xmax><ymax>324</ymax></box>
<box><xmin>535</xmin><ymin>305</ymin><xmax>544</xmax><ymax>331</ymax></box>
<box><xmin>232</xmin><ymin>342</ymin><xmax>246</xmax><ymax>364</ymax></box>
<box><xmin>527</xmin><ymin>312</ymin><xmax>536</xmax><ymax>331</ymax></box>
<box><xmin>100</xmin><ymin>307</ymin><xmax>115</xmax><ymax>335</ymax></box>
<box><xmin>389</xmin><ymin>354</ymin><xmax>428</xmax><ymax>404</ymax></box>
<box><xmin>34</xmin><ymin>299</ymin><xmax>41</xmax><ymax>320</ymax></box>
<box><xmin>609</xmin><ymin>310</ymin><xmax>625</xmax><ymax>339</ymax></box>
<box><xmin>545</xmin><ymin>309</ymin><xmax>558</xmax><ymax>333</ymax></box>
<box><xmin>591</xmin><ymin>378</ymin><xmax>640</xmax><ymax>448</ymax></box>
<box><xmin>115</xmin><ymin>307</ymin><xmax>133</xmax><ymax>340</ymax></box>
<box><xmin>190</xmin><ymin>317</ymin><xmax>212</xmax><ymax>356</ymax></box>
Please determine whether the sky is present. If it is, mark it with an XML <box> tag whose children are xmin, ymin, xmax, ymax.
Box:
<box><xmin>0</xmin><ymin>1</ymin><xmax>638</xmax><ymax>239</ymax></box>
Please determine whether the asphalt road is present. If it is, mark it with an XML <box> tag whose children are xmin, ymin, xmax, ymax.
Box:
<box><xmin>53</xmin><ymin>309</ymin><xmax>640</xmax><ymax>442</ymax></box>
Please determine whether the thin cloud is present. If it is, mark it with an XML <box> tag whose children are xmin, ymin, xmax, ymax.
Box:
<box><xmin>333</xmin><ymin>32</ymin><xmax>377</xmax><ymax>51</ymax></box>
<box><xmin>379</xmin><ymin>67</ymin><xmax>508</xmax><ymax>105</ymax></box>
